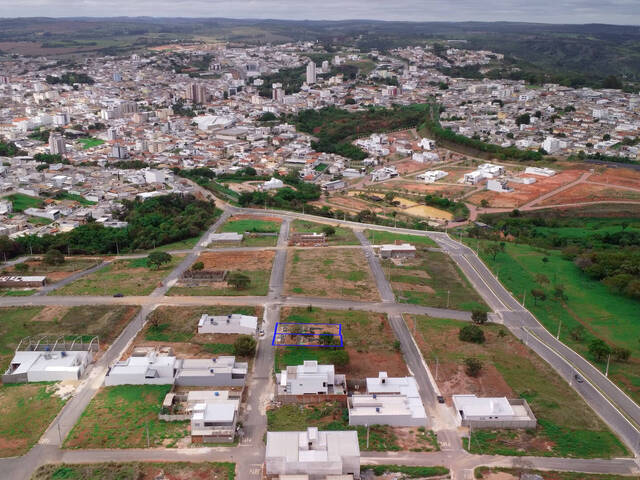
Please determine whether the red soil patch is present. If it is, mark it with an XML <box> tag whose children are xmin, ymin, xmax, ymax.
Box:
<box><xmin>197</xmin><ymin>250</ymin><xmax>274</xmax><ymax>271</ymax></box>
<box><xmin>228</xmin><ymin>214</ymin><xmax>283</xmax><ymax>223</ymax></box>
<box><xmin>538</xmin><ymin>183</ymin><xmax>640</xmax><ymax>206</ymax></box>
<box><xmin>344</xmin><ymin>350</ymin><xmax>408</xmax><ymax>378</ymax></box>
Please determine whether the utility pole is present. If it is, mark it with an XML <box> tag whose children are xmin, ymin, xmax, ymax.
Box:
<box><xmin>605</xmin><ymin>354</ymin><xmax>611</xmax><ymax>377</ymax></box>
<box><xmin>556</xmin><ymin>320</ymin><xmax>561</xmax><ymax>340</ymax></box>
<box><xmin>447</xmin><ymin>290</ymin><xmax>450</xmax><ymax>309</ymax></box>
<box><xmin>366</xmin><ymin>425</ymin><xmax>370</xmax><ymax>449</ymax></box>
<box><xmin>522</xmin><ymin>290</ymin><xmax>526</xmax><ymax>307</ymax></box>
<box><xmin>146</xmin><ymin>422</ymin><xmax>150</xmax><ymax>448</ymax></box>
<box><xmin>468</xmin><ymin>424</ymin><xmax>472</xmax><ymax>451</ymax></box>
<box><xmin>435</xmin><ymin>356</ymin><xmax>439</xmax><ymax>381</ymax></box>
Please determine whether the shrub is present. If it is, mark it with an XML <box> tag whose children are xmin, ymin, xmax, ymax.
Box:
<box><xmin>464</xmin><ymin>357</ymin><xmax>483</xmax><ymax>377</ymax></box>
<box><xmin>234</xmin><ymin>335</ymin><xmax>257</xmax><ymax>357</ymax></box>
<box><xmin>459</xmin><ymin>325</ymin><xmax>485</xmax><ymax>344</ymax></box>
<box><xmin>471</xmin><ymin>310</ymin><xmax>488</xmax><ymax>325</ymax></box>
<box><xmin>44</xmin><ymin>248</ymin><xmax>65</xmax><ymax>265</ymax></box>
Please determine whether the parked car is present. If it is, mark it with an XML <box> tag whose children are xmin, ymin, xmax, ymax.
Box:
<box><xmin>113</xmin><ymin>293</ymin><xmax>124</xmax><ymax>298</ymax></box>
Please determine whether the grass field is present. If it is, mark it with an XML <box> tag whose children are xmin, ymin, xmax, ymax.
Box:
<box><xmin>3</xmin><ymin>257</ymin><xmax>100</xmax><ymax>284</ymax></box>
<box><xmin>411</xmin><ymin>315</ymin><xmax>628</xmax><ymax>458</ymax></box>
<box><xmin>274</xmin><ymin>307</ymin><xmax>406</xmax><ymax>378</ymax></box>
<box><xmin>54</xmin><ymin>256</ymin><xmax>182</xmax><ymax>296</ymax></box>
<box><xmin>32</xmin><ymin>462</ymin><xmax>236</xmax><ymax>480</ymax></box>
<box><xmin>475</xmin><ymin>467</ymin><xmax>634</xmax><ymax>480</ymax></box>
<box><xmin>0</xmin><ymin>383</ymin><xmax>65</xmax><ymax>457</ymax></box>
<box><xmin>27</xmin><ymin>216</ymin><xmax>52</xmax><ymax>225</ymax></box>
<box><xmin>291</xmin><ymin>219</ymin><xmax>359</xmax><ymax>245</ymax></box>
<box><xmin>217</xmin><ymin>217</ymin><xmax>280</xmax><ymax>247</ymax></box>
<box><xmin>285</xmin><ymin>248</ymin><xmax>378</xmax><ymax>301</ymax></box>
<box><xmin>383</xmin><ymin>248</ymin><xmax>487</xmax><ymax>311</ymax></box>
<box><xmin>0</xmin><ymin>289</ymin><xmax>35</xmax><ymax>296</ymax></box>
<box><xmin>168</xmin><ymin>269</ymin><xmax>270</xmax><ymax>296</ymax></box>
<box><xmin>365</xmin><ymin>229</ymin><xmax>438</xmax><ymax>247</ymax></box>
<box><xmin>65</xmin><ymin>385</ymin><xmax>189</xmax><ymax>449</ymax></box>
<box><xmin>55</xmin><ymin>192</ymin><xmax>97</xmax><ymax>205</ymax></box>
<box><xmin>0</xmin><ymin>305</ymin><xmax>140</xmax><ymax>371</ymax></box>
<box><xmin>7</xmin><ymin>193</ymin><xmax>43</xmax><ymax>212</ymax></box>
<box><xmin>77</xmin><ymin>137</ymin><xmax>105</xmax><ymax>149</ymax></box>
<box><xmin>363</xmin><ymin>465</ymin><xmax>449</xmax><ymax>478</ymax></box>
<box><xmin>471</xmin><ymin>240</ymin><xmax>640</xmax><ymax>404</ymax></box>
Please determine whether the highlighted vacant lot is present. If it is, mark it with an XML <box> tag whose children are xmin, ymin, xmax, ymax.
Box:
<box><xmin>291</xmin><ymin>219</ymin><xmax>359</xmax><ymax>245</ymax></box>
<box><xmin>3</xmin><ymin>257</ymin><xmax>100</xmax><ymax>284</ymax></box>
<box><xmin>0</xmin><ymin>383</ymin><xmax>65</xmax><ymax>457</ymax></box>
<box><xmin>285</xmin><ymin>248</ymin><xmax>378</xmax><ymax>301</ymax></box>
<box><xmin>54</xmin><ymin>256</ymin><xmax>183</xmax><ymax>296</ymax></box>
<box><xmin>273</xmin><ymin>322</ymin><xmax>343</xmax><ymax>347</ymax></box>
<box><xmin>365</xmin><ymin>229</ymin><xmax>437</xmax><ymax>247</ymax></box>
<box><xmin>218</xmin><ymin>215</ymin><xmax>281</xmax><ymax>247</ymax></box>
<box><xmin>6</xmin><ymin>193</ymin><xmax>42</xmax><ymax>212</ymax></box>
<box><xmin>65</xmin><ymin>385</ymin><xmax>189</xmax><ymax>449</ymax></box>
<box><xmin>77</xmin><ymin>137</ymin><xmax>105</xmax><ymax>149</ymax></box>
<box><xmin>409</xmin><ymin>315</ymin><xmax>627</xmax><ymax>458</ymax></box>
<box><xmin>32</xmin><ymin>462</ymin><xmax>236</xmax><ymax>480</ymax></box>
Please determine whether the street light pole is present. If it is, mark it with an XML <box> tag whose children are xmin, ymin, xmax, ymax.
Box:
<box><xmin>605</xmin><ymin>354</ymin><xmax>611</xmax><ymax>377</ymax></box>
<box><xmin>556</xmin><ymin>320</ymin><xmax>561</xmax><ymax>340</ymax></box>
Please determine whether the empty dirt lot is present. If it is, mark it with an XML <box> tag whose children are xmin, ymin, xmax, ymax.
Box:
<box><xmin>197</xmin><ymin>250</ymin><xmax>275</xmax><ymax>271</ymax></box>
<box><xmin>285</xmin><ymin>248</ymin><xmax>379</xmax><ymax>301</ymax></box>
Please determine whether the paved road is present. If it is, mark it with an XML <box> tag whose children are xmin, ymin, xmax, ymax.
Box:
<box><xmin>269</xmin><ymin>218</ymin><xmax>289</xmax><ymax>298</ymax></box>
<box><xmin>355</xmin><ymin>229</ymin><xmax>395</xmax><ymax>303</ymax></box>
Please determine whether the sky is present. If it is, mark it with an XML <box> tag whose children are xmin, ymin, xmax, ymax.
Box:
<box><xmin>1</xmin><ymin>0</ymin><xmax>639</xmax><ymax>25</ymax></box>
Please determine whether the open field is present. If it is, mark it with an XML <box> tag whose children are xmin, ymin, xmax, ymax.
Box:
<box><xmin>285</xmin><ymin>248</ymin><xmax>378</xmax><ymax>301</ymax></box>
<box><xmin>0</xmin><ymin>305</ymin><xmax>140</xmax><ymax>372</ymax></box>
<box><xmin>2</xmin><ymin>257</ymin><xmax>100</xmax><ymax>283</ymax></box>
<box><xmin>590</xmin><ymin>167</ymin><xmax>640</xmax><ymax>190</ymax></box>
<box><xmin>410</xmin><ymin>315</ymin><xmax>628</xmax><ymax>458</ymax></box>
<box><xmin>472</xmin><ymin>240</ymin><xmax>640</xmax><ymax>404</ymax></box>
<box><xmin>217</xmin><ymin>215</ymin><xmax>281</xmax><ymax>247</ymax></box>
<box><xmin>274</xmin><ymin>307</ymin><xmax>406</xmax><ymax>378</ymax></box>
<box><xmin>77</xmin><ymin>137</ymin><xmax>105</xmax><ymax>149</ymax></box>
<box><xmin>137</xmin><ymin>305</ymin><xmax>261</xmax><ymax>358</ymax></box>
<box><xmin>291</xmin><ymin>219</ymin><xmax>359</xmax><ymax>245</ymax></box>
<box><xmin>538</xmin><ymin>183</ymin><xmax>640</xmax><ymax>206</ymax></box>
<box><xmin>383</xmin><ymin>248</ymin><xmax>487</xmax><ymax>311</ymax></box>
<box><xmin>0</xmin><ymin>383</ymin><xmax>65</xmax><ymax>457</ymax></box>
<box><xmin>54</xmin><ymin>192</ymin><xmax>97</xmax><ymax>206</ymax></box>
<box><xmin>54</xmin><ymin>256</ymin><xmax>183</xmax><ymax>296</ymax></box>
<box><xmin>6</xmin><ymin>193</ymin><xmax>43</xmax><ymax>212</ymax></box>
<box><xmin>467</xmin><ymin>169</ymin><xmax>586</xmax><ymax>209</ymax></box>
<box><xmin>65</xmin><ymin>385</ymin><xmax>189</xmax><ymax>449</ymax></box>
<box><xmin>267</xmin><ymin>402</ymin><xmax>437</xmax><ymax>453</ymax></box>
<box><xmin>168</xmin><ymin>250</ymin><xmax>273</xmax><ymax>296</ymax></box>
<box><xmin>387</xmin><ymin>180</ymin><xmax>474</xmax><ymax>198</ymax></box>
<box><xmin>32</xmin><ymin>462</ymin><xmax>236</xmax><ymax>480</ymax></box>
<box><xmin>365</xmin><ymin>229</ymin><xmax>437</xmax><ymax>247</ymax></box>
<box><xmin>363</xmin><ymin>465</ymin><xmax>449</xmax><ymax>478</ymax></box>
<box><xmin>475</xmin><ymin>467</ymin><xmax>634</xmax><ymax>480</ymax></box>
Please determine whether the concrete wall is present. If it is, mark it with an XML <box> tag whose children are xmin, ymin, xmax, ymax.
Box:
<box><xmin>460</xmin><ymin>399</ymin><xmax>537</xmax><ymax>429</ymax></box>
<box><xmin>174</xmin><ymin>374</ymin><xmax>246</xmax><ymax>387</ymax></box>
<box><xmin>276</xmin><ymin>393</ymin><xmax>347</xmax><ymax>405</ymax></box>
<box><xmin>348</xmin><ymin>413</ymin><xmax>424</xmax><ymax>427</ymax></box>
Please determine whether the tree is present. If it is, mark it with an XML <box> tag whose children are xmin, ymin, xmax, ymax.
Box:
<box><xmin>531</xmin><ymin>288</ymin><xmax>546</xmax><ymax>305</ymax></box>
<box><xmin>192</xmin><ymin>261</ymin><xmax>204</xmax><ymax>271</ymax></box>
<box><xmin>612</xmin><ymin>347</ymin><xmax>631</xmax><ymax>362</ymax></box>
<box><xmin>328</xmin><ymin>349</ymin><xmax>349</xmax><ymax>367</ymax></box>
<box><xmin>589</xmin><ymin>339</ymin><xmax>611</xmax><ymax>362</ymax></box>
<box><xmin>515</xmin><ymin>113</ymin><xmax>531</xmax><ymax>126</ymax></box>
<box><xmin>44</xmin><ymin>248</ymin><xmax>65</xmax><ymax>265</ymax></box>
<box><xmin>384</xmin><ymin>192</ymin><xmax>396</xmax><ymax>203</ymax></box>
<box><xmin>459</xmin><ymin>325</ymin><xmax>485</xmax><ymax>344</ymax></box>
<box><xmin>464</xmin><ymin>357</ymin><xmax>483</xmax><ymax>377</ymax></box>
<box><xmin>570</xmin><ymin>325</ymin><xmax>586</xmax><ymax>342</ymax></box>
<box><xmin>14</xmin><ymin>262</ymin><xmax>29</xmax><ymax>273</ymax></box>
<box><xmin>485</xmin><ymin>243</ymin><xmax>502</xmax><ymax>261</ymax></box>
<box><xmin>227</xmin><ymin>272</ymin><xmax>251</xmax><ymax>290</ymax></box>
<box><xmin>319</xmin><ymin>334</ymin><xmax>339</xmax><ymax>346</ymax></box>
<box><xmin>233</xmin><ymin>335</ymin><xmax>257</xmax><ymax>357</ymax></box>
<box><xmin>603</xmin><ymin>134</ymin><xmax>611</xmax><ymax>141</ymax></box>
<box><xmin>553</xmin><ymin>284</ymin><xmax>567</xmax><ymax>301</ymax></box>
<box><xmin>535</xmin><ymin>273</ymin><xmax>550</xmax><ymax>285</ymax></box>
<box><xmin>471</xmin><ymin>309</ymin><xmax>488</xmax><ymax>325</ymax></box>
<box><xmin>322</xmin><ymin>225</ymin><xmax>336</xmax><ymax>237</ymax></box>
<box><xmin>147</xmin><ymin>251</ymin><xmax>172</xmax><ymax>270</ymax></box>
<box><xmin>480</xmin><ymin>199</ymin><xmax>489</xmax><ymax>208</ymax></box>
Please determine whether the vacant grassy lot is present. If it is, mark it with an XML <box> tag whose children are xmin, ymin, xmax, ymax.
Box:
<box><xmin>365</xmin><ymin>229</ymin><xmax>438</xmax><ymax>247</ymax></box>
<box><xmin>3</xmin><ymin>257</ymin><xmax>100</xmax><ymax>284</ymax></box>
<box><xmin>0</xmin><ymin>305</ymin><xmax>140</xmax><ymax>371</ymax></box>
<box><xmin>6</xmin><ymin>193</ymin><xmax>43</xmax><ymax>212</ymax></box>
<box><xmin>291</xmin><ymin>219</ymin><xmax>359</xmax><ymax>245</ymax></box>
<box><xmin>410</xmin><ymin>315</ymin><xmax>628</xmax><ymax>458</ymax></box>
<box><xmin>384</xmin><ymin>248</ymin><xmax>487</xmax><ymax>311</ymax></box>
<box><xmin>33</xmin><ymin>462</ymin><xmax>236</xmax><ymax>480</ymax></box>
<box><xmin>77</xmin><ymin>137</ymin><xmax>105</xmax><ymax>149</ymax></box>
<box><xmin>363</xmin><ymin>465</ymin><xmax>449</xmax><ymax>478</ymax></box>
<box><xmin>168</xmin><ymin>250</ymin><xmax>273</xmax><ymax>296</ymax></box>
<box><xmin>0</xmin><ymin>383</ymin><xmax>65</xmax><ymax>457</ymax></box>
<box><xmin>65</xmin><ymin>385</ymin><xmax>189</xmax><ymax>449</ymax></box>
<box><xmin>475</xmin><ymin>467</ymin><xmax>633</xmax><ymax>480</ymax></box>
<box><xmin>473</xmin><ymin>240</ymin><xmax>640</xmax><ymax>404</ymax></box>
<box><xmin>140</xmin><ymin>305</ymin><xmax>261</xmax><ymax>357</ymax></box>
<box><xmin>285</xmin><ymin>248</ymin><xmax>378</xmax><ymax>301</ymax></box>
<box><xmin>275</xmin><ymin>307</ymin><xmax>406</xmax><ymax>378</ymax></box>
<box><xmin>54</xmin><ymin>256</ymin><xmax>182</xmax><ymax>296</ymax></box>
<box><xmin>55</xmin><ymin>192</ymin><xmax>97</xmax><ymax>205</ymax></box>
<box><xmin>217</xmin><ymin>216</ymin><xmax>281</xmax><ymax>247</ymax></box>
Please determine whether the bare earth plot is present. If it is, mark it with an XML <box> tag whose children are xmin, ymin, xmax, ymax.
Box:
<box><xmin>138</xmin><ymin>305</ymin><xmax>262</xmax><ymax>358</ymax></box>
<box><xmin>32</xmin><ymin>462</ymin><xmax>236</xmax><ymax>480</ymax></box>
<box><xmin>1</xmin><ymin>257</ymin><xmax>100</xmax><ymax>284</ymax></box>
<box><xmin>409</xmin><ymin>315</ymin><xmax>628</xmax><ymax>459</ymax></box>
<box><xmin>290</xmin><ymin>219</ymin><xmax>359</xmax><ymax>245</ymax></box>
<box><xmin>168</xmin><ymin>250</ymin><xmax>274</xmax><ymax>296</ymax></box>
<box><xmin>285</xmin><ymin>248</ymin><xmax>379</xmax><ymax>301</ymax></box>
<box><xmin>475</xmin><ymin>467</ymin><xmax>634</xmax><ymax>480</ymax></box>
<box><xmin>53</xmin><ymin>256</ymin><xmax>184</xmax><ymax>296</ymax></box>
<box><xmin>538</xmin><ymin>183</ymin><xmax>640</xmax><ymax>206</ymax></box>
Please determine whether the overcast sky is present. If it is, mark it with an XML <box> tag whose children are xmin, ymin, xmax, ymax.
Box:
<box><xmin>1</xmin><ymin>0</ymin><xmax>639</xmax><ymax>25</ymax></box>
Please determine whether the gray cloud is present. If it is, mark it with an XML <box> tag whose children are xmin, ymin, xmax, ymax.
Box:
<box><xmin>1</xmin><ymin>0</ymin><xmax>639</xmax><ymax>25</ymax></box>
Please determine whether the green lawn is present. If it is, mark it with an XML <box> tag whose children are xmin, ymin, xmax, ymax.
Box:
<box><xmin>291</xmin><ymin>219</ymin><xmax>359</xmax><ymax>245</ymax></box>
<box><xmin>0</xmin><ymin>289</ymin><xmax>35</xmax><ymax>296</ymax></box>
<box><xmin>363</xmin><ymin>465</ymin><xmax>449</xmax><ymax>478</ymax></box>
<box><xmin>54</xmin><ymin>256</ymin><xmax>182</xmax><ymax>296</ymax></box>
<box><xmin>219</xmin><ymin>218</ymin><xmax>281</xmax><ymax>234</ymax></box>
<box><xmin>32</xmin><ymin>462</ymin><xmax>236</xmax><ymax>480</ymax></box>
<box><xmin>7</xmin><ymin>193</ymin><xmax>43</xmax><ymax>212</ymax></box>
<box><xmin>168</xmin><ymin>269</ymin><xmax>270</xmax><ymax>296</ymax></box>
<box><xmin>77</xmin><ymin>137</ymin><xmax>105</xmax><ymax>149</ymax></box>
<box><xmin>0</xmin><ymin>383</ymin><xmax>65</xmax><ymax>457</ymax></box>
<box><xmin>384</xmin><ymin>248</ymin><xmax>488</xmax><ymax>311</ymax></box>
<box><xmin>55</xmin><ymin>192</ymin><xmax>97</xmax><ymax>205</ymax></box>
<box><xmin>65</xmin><ymin>385</ymin><xmax>188</xmax><ymax>449</ymax></box>
<box><xmin>412</xmin><ymin>315</ymin><xmax>628</xmax><ymax>458</ymax></box>
<box><xmin>27</xmin><ymin>216</ymin><xmax>53</xmax><ymax>225</ymax></box>
<box><xmin>0</xmin><ymin>305</ymin><xmax>140</xmax><ymax>371</ymax></box>
<box><xmin>471</xmin><ymin>240</ymin><xmax>640</xmax><ymax>404</ymax></box>
<box><xmin>365</xmin><ymin>229</ymin><xmax>438</xmax><ymax>247</ymax></box>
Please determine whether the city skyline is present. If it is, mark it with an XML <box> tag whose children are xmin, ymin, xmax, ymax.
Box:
<box><xmin>1</xmin><ymin>0</ymin><xmax>640</xmax><ymax>25</ymax></box>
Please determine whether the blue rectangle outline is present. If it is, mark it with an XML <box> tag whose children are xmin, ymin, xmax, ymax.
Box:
<box><xmin>272</xmin><ymin>322</ymin><xmax>344</xmax><ymax>348</ymax></box>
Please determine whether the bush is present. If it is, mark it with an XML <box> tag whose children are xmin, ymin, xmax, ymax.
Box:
<box><xmin>192</xmin><ymin>261</ymin><xmax>204</xmax><ymax>271</ymax></box>
<box><xmin>147</xmin><ymin>251</ymin><xmax>172</xmax><ymax>270</ymax></box>
<box><xmin>233</xmin><ymin>335</ymin><xmax>257</xmax><ymax>357</ymax></box>
<box><xmin>589</xmin><ymin>339</ymin><xmax>611</xmax><ymax>362</ymax></box>
<box><xmin>464</xmin><ymin>357</ymin><xmax>483</xmax><ymax>377</ymax></box>
<box><xmin>44</xmin><ymin>248</ymin><xmax>65</xmax><ymax>265</ymax></box>
<box><xmin>471</xmin><ymin>310</ymin><xmax>488</xmax><ymax>324</ymax></box>
<box><xmin>459</xmin><ymin>325</ymin><xmax>485</xmax><ymax>344</ymax></box>
<box><xmin>227</xmin><ymin>272</ymin><xmax>251</xmax><ymax>290</ymax></box>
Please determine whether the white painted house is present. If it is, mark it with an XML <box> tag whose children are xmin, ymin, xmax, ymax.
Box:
<box><xmin>198</xmin><ymin>313</ymin><xmax>258</xmax><ymax>335</ymax></box>
<box><xmin>260</xmin><ymin>177</ymin><xmax>285</xmax><ymax>191</ymax></box>
<box><xmin>4</xmin><ymin>349</ymin><xmax>93</xmax><ymax>383</ymax></box>
<box><xmin>266</xmin><ymin>427</ymin><xmax>360</xmax><ymax>478</ymax></box>
<box><xmin>105</xmin><ymin>348</ymin><xmax>177</xmax><ymax>386</ymax></box>
<box><xmin>452</xmin><ymin>394</ymin><xmax>537</xmax><ymax>429</ymax></box>
<box><xmin>276</xmin><ymin>360</ymin><xmax>346</xmax><ymax>396</ymax></box>
<box><xmin>416</xmin><ymin>170</ymin><xmax>447</xmax><ymax>183</ymax></box>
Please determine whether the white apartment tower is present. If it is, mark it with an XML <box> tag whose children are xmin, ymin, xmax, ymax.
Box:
<box><xmin>306</xmin><ymin>61</ymin><xmax>317</xmax><ymax>85</ymax></box>
<box><xmin>49</xmin><ymin>133</ymin><xmax>65</xmax><ymax>155</ymax></box>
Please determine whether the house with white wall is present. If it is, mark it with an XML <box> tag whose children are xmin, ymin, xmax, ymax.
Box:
<box><xmin>198</xmin><ymin>313</ymin><xmax>258</xmax><ymax>335</ymax></box>
<box><xmin>452</xmin><ymin>394</ymin><xmax>537</xmax><ymax>429</ymax></box>
<box><xmin>276</xmin><ymin>360</ymin><xmax>346</xmax><ymax>396</ymax></box>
